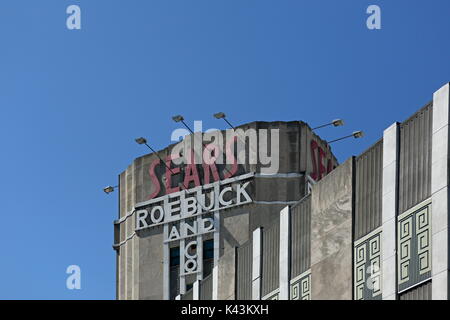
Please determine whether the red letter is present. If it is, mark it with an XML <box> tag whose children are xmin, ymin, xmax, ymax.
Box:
<box><xmin>202</xmin><ymin>144</ymin><xmax>220</xmax><ymax>184</ymax></box>
<box><xmin>184</xmin><ymin>150</ymin><xmax>201</xmax><ymax>188</ymax></box>
<box><xmin>224</xmin><ymin>136</ymin><xmax>238</xmax><ymax>179</ymax></box>
<box><xmin>318</xmin><ymin>147</ymin><xmax>327</xmax><ymax>180</ymax></box>
<box><xmin>165</xmin><ymin>154</ymin><xmax>181</xmax><ymax>194</ymax></box>
<box><xmin>148</xmin><ymin>158</ymin><xmax>161</xmax><ymax>200</ymax></box>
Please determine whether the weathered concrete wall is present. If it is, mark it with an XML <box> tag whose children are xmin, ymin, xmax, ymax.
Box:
<box><xmin>138</xmin><ymin>228</ymin><xmax>164</xmax><ymax>299</ymax></box>
<box><xmin>218</xmin><ymin>250</ymin><xmax>236</xmax><ymax>300</ymax></box>
<box><xmin>114</xmin><ymin>121</ymin><xmax>338</xmax><ymax>300</ymax></box>
<box><xmin>218</xmin><ymin>211</ymin><xmax>249</xmax><ymax>300</ymax></box>
<box><xmin>310</xmin><ymin>158</ymin><xmax>353</xmax><ymax>300</ymax></box>
<box><xmin>431</xmin><ymin>83</ymin><xmax>450</xmax><ymax>299</ymax></box>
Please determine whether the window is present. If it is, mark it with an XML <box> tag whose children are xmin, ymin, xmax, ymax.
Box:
<box><xmin>170</xmin><ymin>247</ymin><xmax>180</xmax><ymax>300</ymax></box>
<box><xmin>203</xmin><ymin>239</ymin><xmax>214</xmax><ymax>277</ymax></box>
<box><xmin>170</xmin><ymin>247</ymin><xmax>180</xmax><ymax>267</ymax></box>
<box><xmin>203</xmin><ymin>239</ymin><xmax>214</xmax><ymax>260</ymax></box>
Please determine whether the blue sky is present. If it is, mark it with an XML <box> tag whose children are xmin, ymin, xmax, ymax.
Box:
<box><xmin>0</xmin><ymin>0</ymin><xmax>449</xmax><ymax>299</ymax></box>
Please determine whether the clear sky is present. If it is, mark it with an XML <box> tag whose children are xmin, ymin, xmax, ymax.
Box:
<box><xmin>1</xmin><ymin>0</ymin><xmax>449</xmax><ymax>299</ymax></box>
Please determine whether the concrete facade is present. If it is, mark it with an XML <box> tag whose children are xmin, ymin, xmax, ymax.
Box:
<box><xmin>113</xmin><ymin>84</ymin><xmax>450</xmax><ymax>300</ymax></box>
<box><xmin>431</xmin><ymin>83</ymin><xmax>450</xmax><ymax>299</ymax></box>
<box><xmin>251</xmin><ymin>228</ymin><xmax>262</xmax><ymax>300</ymax></box>
<box><xmin>278</xmin><ymin>206</ymin><xmax>290</xmax><ymax>300</ymax></box>
<box><xmin>310</xmin><ymin>158</ymin><xmax>353</xmax><ymax>300</ymax></box>
<box><xmin>113</xmin><ymin>121</ymin><xmax>336</xmax><ymax>300</ymax></box>
<box><xmin>381</xmin><ymin>122</ymin><xmax>399</xmax><ymax>300</ymax></box>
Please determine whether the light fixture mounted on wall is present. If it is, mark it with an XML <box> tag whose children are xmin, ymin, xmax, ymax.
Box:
<box><xmin>312</xmin><ymin>119</ymin><xmax>345</xmax><ymax>130</ymax></box>
<box><xmin>327</xmin><ymin>130</ymin><xmax>364</xmax><ymax>144</ymax></box>
<box><xmin>103</xmin><ymin>185</ymin><xmax>117</xmax><ymax>194</ymax></box>
<box><xmin>213</xmin><ymin>112</ymin><xmax>235</xmax><ymax>129</ymax></box>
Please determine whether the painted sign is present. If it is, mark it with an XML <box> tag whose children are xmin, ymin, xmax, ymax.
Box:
<box><xmin>310</xmin><ymin>140</ymin><xmax>335</xmax><ymax>181</ymax></box>
<box><xmin>135</xmin><ymin>175</ymin><xmax>252</xmax><ymax>235</ymax></box>
<box><xmin>135</xmin><ymin>172</ymin><xmax>253</xmax><ymax>276</ymax></box>
<box><xmin>147</xmin><ymin>150</ymin><xmax>238</xmax><ymax>200</ymax></box>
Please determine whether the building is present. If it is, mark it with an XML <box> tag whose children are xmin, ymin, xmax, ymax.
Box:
<box><xmin>113</xmin><ymin>83</ymin><xmax>450</xmax><ymax>300</ymax></box>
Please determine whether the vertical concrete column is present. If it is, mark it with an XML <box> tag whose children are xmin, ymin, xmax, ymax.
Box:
<box><xmin>179</xmin><ymin>238</ymin><xmax>186</xmax><ymax>295</ymax></box>
<box><xmin>124</xmin><ymin>218</ymin><xmax>128</xmax><ymax>299</ymax></box>
<box><xmin>118</xmin><ymin>248</ymin><xmax>122</xmax><ymax>300</ymax></box>
<box><xmin>212</xmin><ymin>183</ymin><xmax>221</xmax><ymax>300</ymax></box>
<box><xmin>279</xmin><ymin>206</ymin><xmax>290</xmax><ymax>300</ymax></box>
<box><xmin>196</xmin><ymin>217</ymin><xmax>203</xmax><ymax>282</ymax></box>
<box><xmin>179</xmin><ymin>192</ymin><xmax>187</xmax><ymax>295</ymax></box>
<box><xmin>212</xmin><ymin>265</ymin><xmax>219</xmax><ymax>300</ymax></box>
<box><xmin>432</xmin><ymin>83</ymin><xmax>450</xmax><ymax>300</ymax></box>
<box><xmin>382</xmin><ymin>122</ymin><xmax>399</xmax><ymax>300</ymax></box>
<box><xmin>193</xmin><ymin>280</ymin><xmax>200</xmax><ymax>300</ymax></box>
<box><xmin>252</xmin><ymin>227</ymin><xmax>262</xmax><ymax>300</ymax></box>
<box><xmin>163</xmin><ymin>224</ymin><xmax>170</xmax><ymax>300</ymax></box>
<box><xmin>123</xmin><ymin>175</ymin><xmax>129</xmax><ymax>300</ymax></box>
